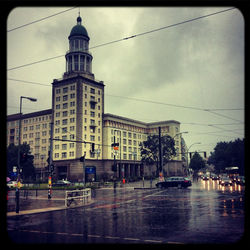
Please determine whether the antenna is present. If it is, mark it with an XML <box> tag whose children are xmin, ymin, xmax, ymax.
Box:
<box><xmin>78</xmin><ymin>7</ymin><xmax>80</xmax><ymax>17</ymax></box>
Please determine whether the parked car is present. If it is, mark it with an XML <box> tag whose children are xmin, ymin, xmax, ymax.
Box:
<box><xmin>236</xmin><ymin>176</ymin><xmax>245</xmax><ymax>186</ymax></box>
<box><xmin>156</xmin><ymin>176</ymin><xmax>192</xmax><ymax>189</ymax></box>
<box><xmin>54</xmin><ymin>180</ymin><xmax>72</xmax><ymax>186</ymax></box>
<box><xmin>7</xmin><ymin>181</ymin><xmax>17</xmax><ymax>188</ymax></box>
<box><xmin>219</xmin><ymin>176</ymin><xmax>232</xmax><ymax>186</ymax></box>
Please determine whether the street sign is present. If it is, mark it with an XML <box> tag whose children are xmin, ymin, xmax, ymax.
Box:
<box><xmin>85</xmin><ymin>167</ymin><xmax>96</xmax><ymax>174</ymax></box>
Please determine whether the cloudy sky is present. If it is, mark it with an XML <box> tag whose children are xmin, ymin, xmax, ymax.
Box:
<box><xmin>7</xmin><ymin>6</ymin><xmax>244</xmax><ymax>156</ymax></box>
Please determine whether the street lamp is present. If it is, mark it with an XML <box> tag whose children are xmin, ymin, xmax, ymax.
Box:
<box><xmin>16</xmin><ymin>96</ymin><xmax>37</xmax><ymax>213</ymax></box>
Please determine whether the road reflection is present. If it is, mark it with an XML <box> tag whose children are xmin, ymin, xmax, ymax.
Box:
<box><xmin>200</xmin><ymin>179</ymin><xmax>244</xmax><ymax>193</ymax></box>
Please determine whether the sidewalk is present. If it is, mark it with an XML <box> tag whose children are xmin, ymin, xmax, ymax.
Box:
<box><xmin>7</xmin><ymin>189</ymin><xmax>93</xmax><ymax>217</ymax></box>
<box><xmin>7</xmin><ymin>179</ymin><xmax>157</xmax><ymax>217</ymax></box>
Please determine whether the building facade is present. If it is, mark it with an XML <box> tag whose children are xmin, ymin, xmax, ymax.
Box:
<box><xmin>7</xmin><ymin>16</ymin><xmax>187</xmax><ymax>182</ymax></box>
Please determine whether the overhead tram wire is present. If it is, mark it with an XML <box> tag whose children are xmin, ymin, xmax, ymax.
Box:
<box><xmin>7</xmin><ymin>7</ymin><xmax>77</xmax><ymax>32</ymax></box>
<box><xmin>8</xmin><ymin>77</ymin><xmax>244</xmax><ymax>113</ymax></box>
<box><xmin>7</xmin><ymin>7</ymin><xmax>236</xmax><ymax>71</ymax></box>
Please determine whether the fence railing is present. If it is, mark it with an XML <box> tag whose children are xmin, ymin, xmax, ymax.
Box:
<box><xmin>65</xmin><ymin>188</ymin><xmax>91</xmax><ymax>207</ymax></box>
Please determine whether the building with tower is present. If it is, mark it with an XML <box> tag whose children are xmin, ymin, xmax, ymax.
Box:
<box><xmin>7</xmin><ymin>16</ymin><xmax>187</xmax><ymax>182</ymax></box>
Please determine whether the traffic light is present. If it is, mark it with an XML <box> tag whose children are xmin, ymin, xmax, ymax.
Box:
<box><xmin>112</xmin><ymin>164</ymin><xmax>117</xmax><ymax>172</ymax></box>
<box><xmin>80</xmin><ymin>155</ymin><xmax>85</xmax><ymax>162</ymax></box>
<box><xmin>189</xmin><ymin>152</ymin><xmax>192</xmax><ymax>159</ymax></box>
<box><xmin>20</xmin><ymin>153</ymin><xmax>28</xmax><ymax>163</ymax></box>
<box><xmin>91</xmin><ymin>143</ymin><xmax>95</xmax><ymax>152</ymax></box>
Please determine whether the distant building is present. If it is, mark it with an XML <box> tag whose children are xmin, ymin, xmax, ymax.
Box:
<box><xmin>7</xmin><ymin>16</ymin><xmax>187</xmax><ymax>181</ymax></box>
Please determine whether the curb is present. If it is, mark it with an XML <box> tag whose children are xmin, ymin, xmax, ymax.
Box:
<box><xmin>7</xmin><ymin>200</ymin><xmax>95</xmax><ymax>217</ymax></box>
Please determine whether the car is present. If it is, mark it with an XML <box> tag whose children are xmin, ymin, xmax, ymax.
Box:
<box><xmin>235</xmin><ymin>176</ymin><xmax>245</xmax><ymax>186</ymax></box>
<box><xmin>54</xmin><ymin>180</ymin><xmax>72</xmax><ymax>186</ymax></box>
<box><xmin>202</xmin><ymin>175</ymin><xmax>210</xmax><ymax>180</ymax></box>
<box><xmin>211</xmin><ymin>174</ymin><xmax>219</xmax><ymax>181</ymax></box>
<box><xmin>156</xmin><ymin>176</ymin><xmax>192</xmax><ymax>189</ymax></box>
<box><xmin>219</xmin><ymin>177</ymin><xmax>232</xmax><ymax>186</ymax></box>
<box><xmin>7</xmin><ymin>181</ymin><xmax>17</xmax><ymax>188</ymax></box>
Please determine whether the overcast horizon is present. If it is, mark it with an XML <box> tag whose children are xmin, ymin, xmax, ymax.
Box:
<box><xmin>7</xmin><ymin>7</ymin><xmax>244</xmax><ymax>156</ymax></box>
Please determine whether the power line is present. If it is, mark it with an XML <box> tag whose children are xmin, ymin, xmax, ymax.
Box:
<box><xmin>7</xmin><ymin>7</ymin><xmax>236</xmax><ymax>71</ymax></box>
<box><xmin>7</xmin><ymin>7</ymin><xmax>77</xmax><ymax>32</ymax></box>
<box><xmin>8</xmin><ymin>78</ymin><xmax>244</xmax><ymax>114</ymax></box>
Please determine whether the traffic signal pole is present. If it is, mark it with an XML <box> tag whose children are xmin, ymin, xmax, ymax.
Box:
<box><xmin>48</xmin><ymin>122</ymin><xmax>53</xmax><ymax>199</ymax></box>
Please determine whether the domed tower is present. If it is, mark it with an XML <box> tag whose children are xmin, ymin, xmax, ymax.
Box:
<box><xmin>64</xmin><ymin>16</ymin><xmax>94</xmax><ymax>79</ymax></box>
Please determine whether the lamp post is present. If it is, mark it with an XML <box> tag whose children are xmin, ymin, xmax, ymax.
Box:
<box><xmin>16</xmin><ymin>96</ymin><xmax>37</xmax><ymax>213</ymax></box>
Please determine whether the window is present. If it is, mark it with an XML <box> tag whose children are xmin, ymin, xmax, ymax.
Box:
<box><xmin>62</xmin><ymin>144</ymin><xmax>67</xmax><ymax>150</ymax></box>
<box><xmin>54</xmin><ymin>153</ymin><xmax>59</xmax><ymax>158</ymax></box>
<box><xmin>63</xmin><ymin>103</ymin><xmax>68</xmax><ymax>109</ymax></box>
<box><xmin>62</xmin><ymin>119</ymin><xmax>67</xmax><ymax>125</ymax></box>
<box><xmin>63</xmin><ymin>95</ymin><xmax>68</xmax><ymax>101</ymax></box>
<box><xmin>90</xmin><ymin>88</ymin><xmax>95</xmax><ymax>94</ymax></box>
<box><xmin>70</xmin><ymin>143</ymin><xmax>74</xmax><ymax>148</ymax></box>
<box><xmin>62</xmin><ymin>152</ymin><xmax>67</xmax><ymax>158</ymax></box>
<box><xmin>55</xmin><ymin>144</ymin><xmax>59</xmax><ymax>150</ymax></box>
<box><xmin>90</xmin><ymin>135</ymin><xmax>95</xmax><ymax>141</ymax></box>
<box><xmin>90</xmin><ymin>111</ymin><xmax>95</xmax><ymax>117</ymax></box>
<box><xmin>56</xmin><ymin>96</ymin><xmax>60</xmax><ymax>102</ymax></box>
<box><xmin>56</xmin><ymin>88</ymin><xmax>61</xmax><ymax>94</ymax></box>
<box><xmin>74</xmin><ymin>55</ymin><xmax>78</xmax><ymax>71</ymax></box>
<box><xmin>70</xmin><ymin>118</ymin><xmax>75</xmax><ymax>123</ymax></box>
<box><xmin>56</xmin><ymin>112</ymin><xmax>60</xmax><ymax>117</ymax></box>
<box><xmin>62</xmin><ymin>127</ymin><xmax>67</xmax><ymax>133</ymax></box>
<box><xmin>70</xmin><ymin>126</ymin><xmax>75</xmax><ymax>131</ymax></box>
<box><xmin>56</xmin><ymin>104</ymin><xmax>60</xmax><ymax>109</ymax></box>
<box><xmin>80</xmin><ymin>55</ymin><xmax>84</xmax><ymax>71</ymax></box>
<box><xmin>62</xmin><ymin>111</ymin><xmax>68</xmax><ymax>117</ymax></box>
<box><xmin>70</xmin><ymin>109</ymin><xmax>75</xmax><ymax>115</ymax></box>
<box><xmin>69</xmin><ymin>151</ymin><xmax>74</xmax><ymax>157</ymax></box>
<box><xmin>70</xmin><ymin>101</ymin><xmax>75</xmax><ymax>107</ymax></box>
<box><xmin>63</xmin><ymin>87</ymin><xmax>68</xmax><ymax>93</ymax></box>
<box><xmin>70</xmin><ymin>93</ymin><xmax>75</xmax><ymax>99</ymax></box>
<box><xmin>68</xmin><ymin>56</ymin><xmax>72</xmax><ymax>71</ymax></box>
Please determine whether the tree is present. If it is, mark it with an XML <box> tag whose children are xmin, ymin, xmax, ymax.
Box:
<box><xmin>208</xmin><ymin>138</ymin><xmax>244</xmax><ymax>174</ymax></box>
<box><xmin>189</xmin><ymin>152</ymin><xmax>206</xmax><ymax>173</ymax></box>
<box><xmin>140</xmin><ymin>134</ymin><xmax>176</xmax><ymax>174</ymax></box>
<box><xmin>7</xmin><ymin>143</ymin><xmax>36</xmax><ymax>181</ymax></box>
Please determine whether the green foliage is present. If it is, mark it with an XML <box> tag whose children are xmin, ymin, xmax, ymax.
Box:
<box><xmin>189</xmin><ymin>152</ymin><xmax>206</xmax><ymax>172</ymax></box>
<box><xmin>7</xmin><ymin>143</ymin><xmax>36</xmax><ymax>181</ymax></box>
<box><xmin>208</xmin><ymin>138</ymin><xmax>244</xmax><ymax>174</ymax></box>
<box><xmin>140</xmin><ymin>134</ymin><xmax>176</xmax><ymax>167</ymax></box>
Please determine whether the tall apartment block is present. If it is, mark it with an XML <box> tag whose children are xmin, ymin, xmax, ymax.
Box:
<box><xmin>7</xmin><ymin>16</ymin><xmax>187</xmax><ymax>182</ymax></box>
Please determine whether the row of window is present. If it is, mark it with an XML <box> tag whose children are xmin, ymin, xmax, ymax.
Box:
<box><xmin>23</xmin><ymin>131</ymin><xmax>50</xmax><ymax>139</ymax></box>
<box><xmin>111</xmin><ymin>129</ymin><xmax>147</xmax><ymax>141</ymax></box>
<box><xmin>56</xmin><ymin>93</ymin><xmax>75</xmax><ymax>102</ymax></box>
<box><xmin>54</xmin><ymin>152</ymin><xmax>75</xmax><ymax>159</ymax></box>
<box><xmin>55</xmin><ymin>102</ymin><xmax>75</xmax><ymax>109</ymax></box>
<box><xmin>111</xmin><ymin>152</ymin><xmax>139</xmax><ymax>161</ymax></box>
<box><xmin>23</xmin><ymin>123</ymin><xmax>49</xmax><ymax>131</ymax></box>
<box><xmin>55</xmin><ymin>85</ymin><xmax>75</xmax><ymax>94</ymax></box>
<box><xmin>69</xmin><ymin>39</ymin><xmax>88</xmax><ymax>51</ymax></box>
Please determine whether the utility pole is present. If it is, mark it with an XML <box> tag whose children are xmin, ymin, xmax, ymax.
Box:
<box><xmin>158</xmin><ymin>127</ymin><xmax>163</xmax><ymax>177</ymax></box>
<box><xmin>48</xmin><ymin>121</ymin><xmax>53</xmax><ymax>199</ymax></box>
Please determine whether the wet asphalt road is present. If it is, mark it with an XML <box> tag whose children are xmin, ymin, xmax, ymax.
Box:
<box><xmin>7</xmin><ymin>179</ymin><xmax>245</xmax><ymax>244</ymax></box>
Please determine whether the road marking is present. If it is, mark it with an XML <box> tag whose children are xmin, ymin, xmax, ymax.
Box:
<box><xmin>56</xmin><ymin>232</ymin><xmax>68</xmax><ymax>235</ymax></box>
<box><xmin>144</xmin><ymin>239</ymin><xmax>163</xmax><ymax>243</ymax></box>
<box><xmin>71</xmin><ymin>233</ymin><xmax>84</xmax><ymax>237</ymax></box>
<box><xmin>104</xmin><ymin>236</ymin><xmax>120</xmax><ymax>239</ymax></box>
<box><xmin>123</xmin><ymin>237</ymin><xmax>141</xmax><ymax>241</ymax></box>
<box><xmin>11</xmin><ymin>229</ymin><xmax>166</xmax><ymax>243</ymax></box>
<box><xmin>88</xmin><ymin>234</ymin><xmax>101</xmax><ymax>238</ymax></box>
